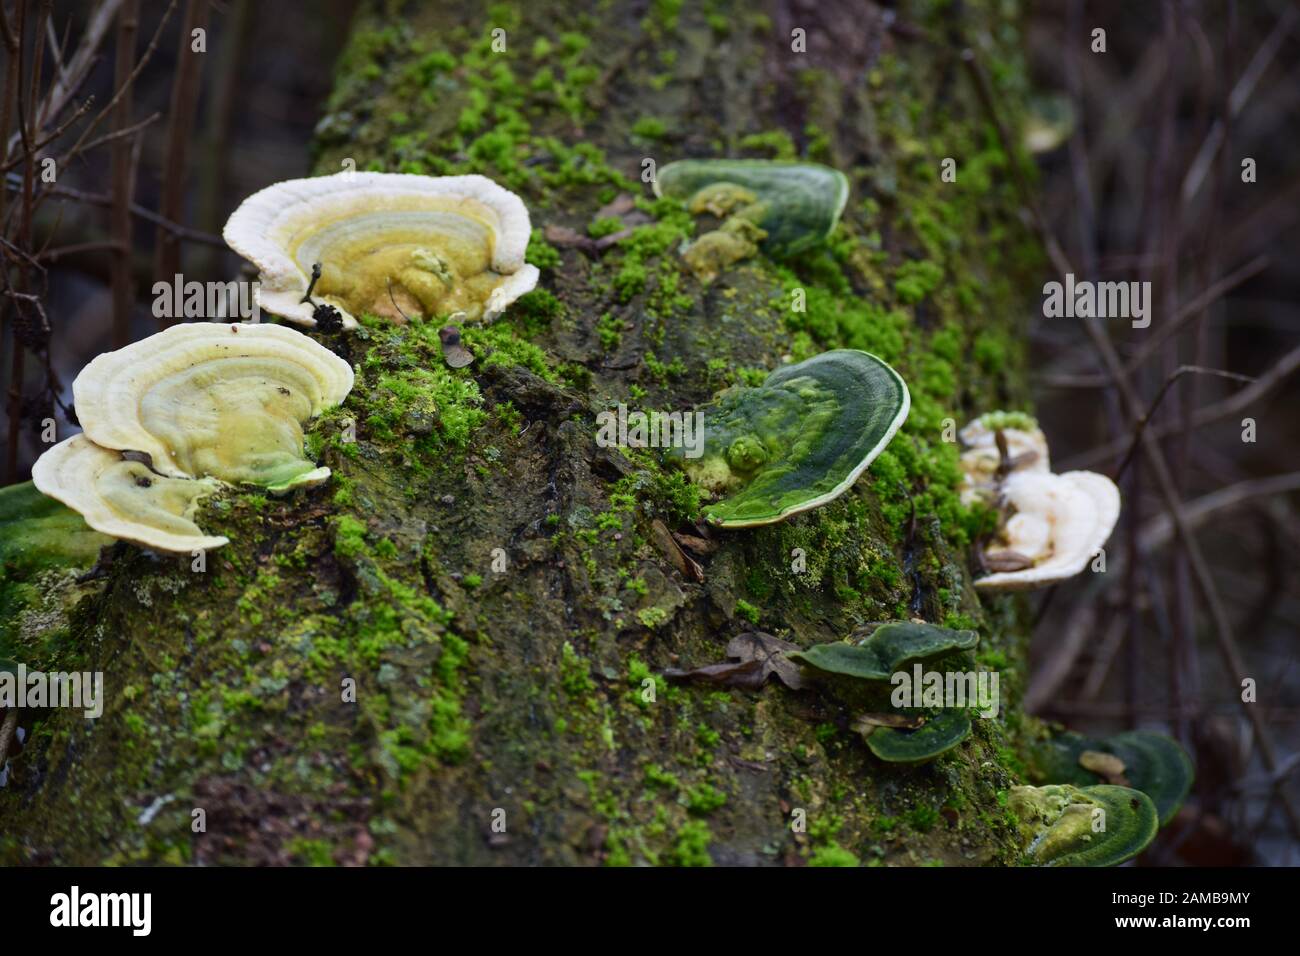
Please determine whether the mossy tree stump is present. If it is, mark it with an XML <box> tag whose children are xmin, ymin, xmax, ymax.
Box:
<box><xmin>0</xmin><ymin>0</ymin><xmax>1044</xmax><ymax>865</ymax></box>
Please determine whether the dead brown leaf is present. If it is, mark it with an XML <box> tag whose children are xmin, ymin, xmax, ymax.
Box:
<box><xmin>983</xmin><ymin>550</ymin><xmax>1035</xmax><ymax>572</ymax></box>
<box><xmin>663</xmin><ymin>631</ymin><xmax>806</xmax><ymax>690</ymax></box>
<box><xmin>672</xmin><ymin>531</ymin><xmax>718</xmax><ymax>556</ymax></box>
<box><xmin>543</xmin><ymin>224</ymin><xmax>597</xmax><ymax>252</ymax></box>
<box><xmin>650</xmin><ymin>519</ymin><xmax>704</xmax><ymax>582</ymax></box>
<box><xmin>596</xmin><ymin>193</ymin><xmax>636</xmax><ymax>219</ymax></box>
<box><xmin>1079</xmin><ymin>749</ymin><xmax>1130</xmax><ymax>785</ymax></box>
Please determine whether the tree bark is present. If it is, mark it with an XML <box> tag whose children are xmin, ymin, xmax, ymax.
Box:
<box><xmin>0</xmin><ymin>0</ymin><xmax>1042</xmax><ymax>866</ymax></box>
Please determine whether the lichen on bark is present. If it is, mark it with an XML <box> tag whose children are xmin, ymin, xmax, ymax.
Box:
<box><xmin>1</xmin><ymin>0</ymin><xmax>1046</xmax><ymax>866</ymax></box>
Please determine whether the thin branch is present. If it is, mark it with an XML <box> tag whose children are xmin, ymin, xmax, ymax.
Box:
<box><xmin>1180</xmin><ymin>4</ymin><xmax>1299</xmax><ymax>205</ymax></box>
<box><xmin>6</xmin><ymin>175</ymin><xmax>227</xmax><ymax>247</ymax></box>
<box><xmin>1139</xmin><ymin>472</ymin><xmax>1300</xmax><ymax>552</ymax></box>
<box><xmin>1040</xmin><ymin>255</ymin><xmax>1270</xmax><ymax>389</ymax></box>
<box><xmin>1064</xmin><ymin>342</ymin><xmax>1300</xmax><ymax>469</ymax></box>
<box><xmin>74</xmin><ymin>108</ymin><xmax>158</xmax><ymax>154</ymax></box>
<box><xmin>1112</xmin><ymin>365</ymin><xmax>1256</xmax><ymax>480</ymax></box>
<box><xmin>154</xmin><ymin>0</ymin><xmax>210</xmax><ymax>309</ymax></box>
<box><xmin>35</xmin><ymin>0</ymin><xmax>177</xmax><ymax>216</ymax></box>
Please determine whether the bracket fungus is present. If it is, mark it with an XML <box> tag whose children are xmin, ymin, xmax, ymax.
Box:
<box><xmin>975</xmin><ymin>469</ymin><xmax>1120</xmax><ymax>591</ymax></box>
<box><xmin>32</xmin><ymin>435</ymin><xmax>228</xmax><ymax>554</ymax></box>
<box><xmin>790</xmin><ymin>621</ymin><xmax>978</xmax><ymax>682</ymax></box>
<box><xmin>1031</xmin><ymin>729</ymin><xmax>1193</xmax><ymax>826</ymax></box>
<box><xmin>72</xmin><ymin>322</ymin><xmax>353</xmax><ymax>491</ymax></box>
<box><xmin>1008</xmin><ymin>783</ymin><xmax>1159</xmax><ymax>867</ymax></box>
<box><xmin>654</xmin><ymin>159</ymin><xmax>850</xmax><ymax>257</ymax></box>
<box><xmin>792</xmin><ymin>622</ymin><xmax>979</xmax><ymax>765</ymax></box>
<box><xmin>223</xmin><ymin>172</ymin><xmax>539</xmax><ymax>328</ymax></box>
<box><xmin>669</xmin><ymin>349</ymin><xmax>909</xmax><ymax>528</ymax></box>
<box><xmin>860</xmin><ymin>709</ymin><xmax>973</xmax><ymax>764</ymax></box>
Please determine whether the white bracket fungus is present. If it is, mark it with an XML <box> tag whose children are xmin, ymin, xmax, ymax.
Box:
<box><xmin>958</xmin><ymin>410</ymin><xmax>1050</xmax><ymax>505</ymax></box>
<box><xmin>32</xmin><ymin>435</ymin><xmax>228</xmax><ymax>554</ymax></box>
<box><xmin>975</xmin><ymin>469</ymin><xmax>1121</xmax><ymax>591</ymax></box>
<box><xmin>73</xmin><ymin>322</ymin><xmax>353</xmax><ymax>490</ymax></box>
<box><xmin>223</xmin><ymin>172</ymin><xmax>539</xmax><ymax>328</ymax></box>
<box><xmin>31</xmin><ymin>322</ymin><xmax>355</xmax><ymax>554</ymax></box>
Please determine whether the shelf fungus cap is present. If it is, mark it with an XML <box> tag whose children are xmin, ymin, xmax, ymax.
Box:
<box><xmin>73</xmin><ymin>322</ymin><xmax>353</xmax><ymax>490</ymax></box>
<box><xmin>1009</xmin><ymin>784</ymin><xmax>1158</xmax><ymax>867</ymax></box>
<box><xmin>32</xmin><ymin>435</ymin><xmax>228</xmax><ymax>554</ymax></box>
<box><xmin>671</xmin><ymin>349</ymin><xmax>909</xmax><ymax>528</ymax></box>
<box><xmin>975</xmin><ymin>469</ymin><xmax>1120</xmax><ymax>591</ymax></box>
<box><xmin>791</xmin><ymin>621</ymin><xmax>978</xmax><ymax>682</ymax></box>
<box><xmin>1029</xmin><ymin>729</ymin><xmax>1193</xmax><ymax>827</ymax></box>
<box><xmin>653</xmin><ymin>159</ymin><xmax>849</xmax><ymax>257</ymax></box>
<box><xmin>223</xmin><ymin>172</ymin><xmax>539</xmax><ymax>327</ymax></box>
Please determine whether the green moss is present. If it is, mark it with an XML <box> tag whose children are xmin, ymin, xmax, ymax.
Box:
<box><xmin>333</xmin><ymin>515</ymin><xmax>370</xmax><ymax>560</ymax></box>
<box><xmin>907</xmin><ymin>805</ymin><xmax>941</xmax><ymax>832</ymax></box>
<box><xmin>809</xmin><ymin>843</ymin><xmax>860</xmax><ymax>867</ymax></box>
<box><xmin>526</xmin><ymin>229</ymin><xmax>562</xmax><ymax>271</ymax></box>
<box><xmin>588</xmin><ymin>216</ymin><xmax>625</xmax><ymax>238</ymax></box>
<box><xmin>666</xmin><ymin>819</ymin><xmax>712</xmax><ymax>866</ymax></box>
<box><xmin>685</xmin><ymin>783</ymin><xmax>727</xmax><ymax>815</ymax></box>
<box><xmin>738</xmin><ymin>130</ymin><xmax>797</xmax><ymax>160</ymax></box>
<box><xmin>631</xmin><ymin>116</ymin><xmax>668</xmax><ymax>140</ymax></box>
<box><xmin>560</xmin><ymin>641</ymin><xmax>596</xmax><ymax>698</ymax></box>
<box><xmin>893</xmin><ymin>259</ymin><xmax>945</xmax><ymax>305</ymax></box>
<box><xmin>636</xmin><ymin>606</ymin><xmax>669</xmax><ymax>629</ymax></box>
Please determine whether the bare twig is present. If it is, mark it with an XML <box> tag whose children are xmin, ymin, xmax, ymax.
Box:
<box><xmin>1180</xmin><ymin>4</ymin><xmax>1298</xmax><ymax>204</ymax></box>
<box><xmin>1112</xmin><ymin>365</ymin><xmax>1256</xmax><ymax>480</ymax></box>
<box><xmin>1040</xmin><ymin>255</ymin><xmax>1270</xmax><ymax>389</ymax></box>
<box><xmin>1139</xmin><ymin>472</ymin><xmax>1300</xmax><ymax>551</ymax></box>
<box><xmin>109</xmin><ymin>0</ymin><xmax>139</xmax><ymax>348</ymax></box>
<box><xmin>34</xmin><ymin>0</ymin><xmax>178</xmax><ymax>220</ymax></box>
<box><xmin>153</xmin><ymin>0</ymin><xmax>210</xmax><ymax>308</ymax></box>
<box><xmin>6</xmin><ymin>0</ymin><xmax>124</xmax><ymax>154</ymax></box>
<box><xmin>6</xmin><ymin>175</ymin><xmax>227</xmax><ymax>247</ymax></box>
<box><xmin>1063</xmin><ymin>342</ymin><xmax>1300</xmax><ymax>470</ymax></box>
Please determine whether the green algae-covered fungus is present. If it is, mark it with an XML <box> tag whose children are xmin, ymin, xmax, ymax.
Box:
<box><xmin>0</xmin><ymin>480</ymin><xmax>111</xmax><ymax>574</ymax></box>
<box><xmin>671</xmin><ymin>349</ymin><xmax>909</xmax><ymax>528</ymax></box>
<box><xmin>861</xmin><ymin>709</ymin><xmax>972</xmax><ymax>764</ymax></box>
<box><xmin>1009</xmin><ymin>784</ymin><xmax>1159</xmax><ymax>867</ymax></box>
<box><xmin>0</xmin><ymin>480</ymin><xmax>111</xmax><ymax>640</ymax></box>
<box><xmin>791</xmin><ymin>621</ymin><xmax>978</xmax><ymax>681</ymax></box>
<box><xmin>1030</xmin><ymin>730</ymin><xmax>1193</xmax><ymax>826</ymax></box>
<box><xmin>654</xmin><ymin>159</ymin><xmax>850</xmax><ymax>257</ymax></box>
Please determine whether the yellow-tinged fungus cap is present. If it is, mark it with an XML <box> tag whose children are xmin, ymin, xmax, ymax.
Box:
<box><xmin>223</xmin><ymin>172</ymin><xmax>539</xmax><ymax>327</ymax></box>
<box><xmin>72</xmin><ymin>322</ymin><xmax>353</xmax><ymax>489</ymax></box>
<box><xmin>32</xmin><ymin>435</ymin><xmax>228</xmax><ymax>554</ymax></box>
